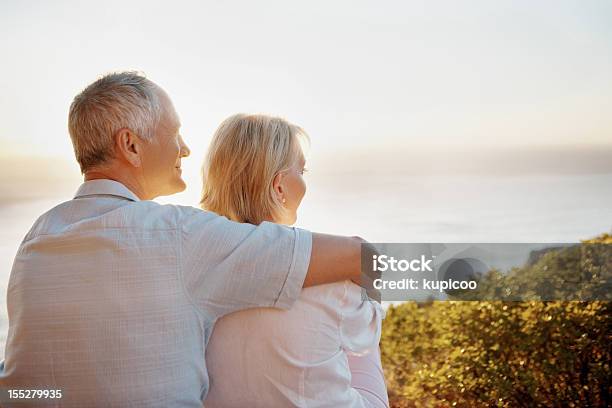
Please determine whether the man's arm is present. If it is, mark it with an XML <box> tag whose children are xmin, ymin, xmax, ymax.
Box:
<box><xmin>181</xmin><ymin>207</ymin><xmax>379</xmax><ymax>317</ymax></box>
<box><xmin>304</xmin><ymin>233</ymin><xmax>379</xmax><ymax>291</ymax></box>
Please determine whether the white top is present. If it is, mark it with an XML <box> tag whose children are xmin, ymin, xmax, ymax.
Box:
<box><xmin>0</xmin><ymin>180</ymin><xmax>312</xmax><ymax>408</ymax></box>
<box><xmin>205</xmin><ymin>280</ymin><xmax>385</xmax><ymax>407</ymax></box>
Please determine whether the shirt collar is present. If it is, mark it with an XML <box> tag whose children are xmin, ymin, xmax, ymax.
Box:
<box><xmin>74</xmin><ymin>179</ymin><xmax>141</xmax><ymax>202</ymax></box>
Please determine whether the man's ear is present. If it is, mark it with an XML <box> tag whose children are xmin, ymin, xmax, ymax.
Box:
<box><xmin>272</xmin><ymin>172</ymin><xmax>284</xmax><ymax>199</ymax></box>
<box><xmin>114</xmin><ymin>128</ymin><xmax>142</xmax><ymax>167</ymax></box>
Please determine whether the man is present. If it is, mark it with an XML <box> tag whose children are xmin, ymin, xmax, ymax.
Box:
<box><xmin>0</xmin><ymin>72</ymin><xmax>369</xmax><ymax>407</ymax></box>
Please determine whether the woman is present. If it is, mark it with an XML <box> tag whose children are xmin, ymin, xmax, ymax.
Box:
<box><xmin>202</xmin><ymin>114</ymin><xmax>388</xmax><ymax>408</ymax></box>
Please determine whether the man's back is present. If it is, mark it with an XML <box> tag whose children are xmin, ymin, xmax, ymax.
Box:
<box><xmin>1</xmin><ymin>183</ymin><xmax>206</xmax><ymax>407</ymax></box>
<box><xmin>0</xmin><ymin>180</ymin><xmax>313</xmax><ymax>407</ymax></box>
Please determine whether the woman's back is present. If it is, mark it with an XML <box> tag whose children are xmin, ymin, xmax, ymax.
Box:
<box><xmin>205</xmin><ymin>280</ymin><xmax>384</xmax><ymax>407</ymax></box>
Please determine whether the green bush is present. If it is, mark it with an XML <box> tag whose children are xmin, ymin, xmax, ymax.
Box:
<box><xmin>380</xmin><ymin>234</ymin><xmax>611</xmax><ymax>407</ymax></box>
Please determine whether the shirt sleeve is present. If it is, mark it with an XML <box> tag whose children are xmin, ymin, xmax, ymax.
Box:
<box><xmin>178</xmin><ymin>207</ymin><xmax>312</xmax><ymax>319</ymax></box>
<box><xmin>339</xmin><ymin>281</ymin><xmax>385</xmax><ymax>353</ymax></box>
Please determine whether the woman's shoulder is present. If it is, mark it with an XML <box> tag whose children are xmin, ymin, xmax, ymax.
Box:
<box><xmin>300</xmin><ymin>280</ymin><xmax>383</xmax><ymax>318</ymax></box>
<box><xmin>300</xmin><ymin>280</ymin><xmax>348</xmax><ymax>301</ymax></box>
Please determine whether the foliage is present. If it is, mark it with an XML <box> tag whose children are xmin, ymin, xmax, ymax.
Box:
<box><xmin>451</xmin><ymin>234</ymin><xmax>611</xmax><ymax>301</ymax></box>
<box><xmin>381</xmin><ymin>234</ymin><xmax>611</xmax><ymax>407</ymax></box>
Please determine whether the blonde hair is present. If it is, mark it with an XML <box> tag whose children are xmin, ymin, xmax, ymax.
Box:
<box><xmin>201</xmin><ymin>114</ymin><xmax>308</xmax><ymax>224</ymax></box>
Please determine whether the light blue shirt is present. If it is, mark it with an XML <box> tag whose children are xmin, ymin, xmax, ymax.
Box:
<box><xmin>0</xmin><ymin>180</ymin><xmax>312</xmax><ymax>407</ymax></box>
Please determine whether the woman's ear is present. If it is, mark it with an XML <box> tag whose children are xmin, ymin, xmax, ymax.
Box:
<box><xmin>272</xmin><ymin>172</ymin><xmax>284</xmax><ymax>201</ymax></box>
<box><xmin>114</xmin><ymin>128</ymin><xmax>142</xmax><ymax>167</ymax></box>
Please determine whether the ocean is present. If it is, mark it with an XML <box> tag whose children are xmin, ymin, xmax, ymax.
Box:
<box><xmin>1</xmin><ymin>172</ymin><xmax>611</xmax><ymax>357</ymax></box>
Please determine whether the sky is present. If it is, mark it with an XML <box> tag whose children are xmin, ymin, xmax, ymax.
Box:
<box><xmin>2</xmin><ymin>0</ymin><xmax>612</xmax><ymax>356</ymax></box>
<box><xmin>1</xmin><ymin>0</ymin><xmax>611</xmax><ymax>200</ymax></box>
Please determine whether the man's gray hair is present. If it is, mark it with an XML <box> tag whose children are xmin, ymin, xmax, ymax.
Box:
<box><xmin>68</xmin><ymin>72</ymin><xmax>162</xmax><ymax>173</ymax></box>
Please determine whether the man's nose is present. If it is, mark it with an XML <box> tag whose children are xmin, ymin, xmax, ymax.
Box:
<box><xmin>179</xmin><ymin>136</ymin><xmax>191</xmax><ymax>158</ymax></box>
